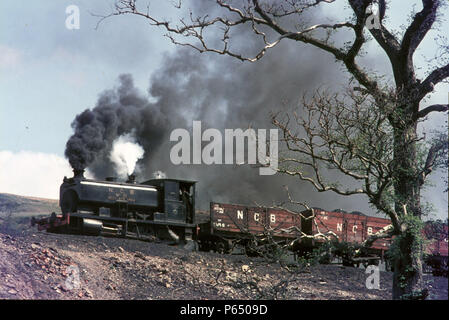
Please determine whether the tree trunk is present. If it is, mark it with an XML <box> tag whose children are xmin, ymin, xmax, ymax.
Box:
<box><xmin>392</xmin><ymin>230</ymin><xmax>425</xmax><ymax>300</ymax></box>
<box><xmin>391</xmin><ymin>117</ymin><xmax>426</xmax><ymax>300</ymax></box>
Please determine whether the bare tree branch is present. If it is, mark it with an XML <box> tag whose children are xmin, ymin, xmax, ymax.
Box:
<box><xmin>417</xmin><ymin>103</ymin><xmax>449</xmax><ymax>119</ymax></box>
<box><xmin>357</xmin><ymin>223</ymin><xmax>394</xmax><ymax>249</ymax></box>
<box><xmin>419</xmin><ymin>135</ymin><xmax>448</xmax><ymax>185</ymax></box>
<box><xmin>401</xmin><ymin>0</ymin><xmax>439</xmax><ymax>58</ymax></box>
<box><xmin>419</xmin><ymin>63</ymin><xmax>449</xmax><ymax>98</ymax></box>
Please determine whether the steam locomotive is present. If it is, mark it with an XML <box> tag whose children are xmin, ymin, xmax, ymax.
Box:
<box><xmin>34</xmin><ymin>170</ymin><xmax>198</xmax><ymax>247</ymax></box>
<box><xmin>32</xmin><ymin>171</ymin><xmax>448</xmax><ymax>274</ymax></box>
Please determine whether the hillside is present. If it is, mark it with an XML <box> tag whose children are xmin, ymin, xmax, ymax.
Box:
<box><xmin>0</xmin><ymin>193</ymin><xmax>60</xmax><ymax>215</ymax></box>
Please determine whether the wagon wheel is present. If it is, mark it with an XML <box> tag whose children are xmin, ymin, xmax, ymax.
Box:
<box><xmin>199</xmin><ymin>239</ymin><xmax>212</xmax><ymax>252</ymax></box>
<box><xmin>198</xmin><ymin>240</ymin><xmax>208</xmax><ymax>251</ymax></box>
<box><xmin>319</xmin><ymin>251</ymin><xmax>334</xmax><ymax>264</ymax></box>
<box><xmin>342</xmin><ymin>257</ymin><xmax>356</xmax><ymax>267</ymax></box>
<box><xmin>214</xmin><ymin>239</ymin><xmax>231</xmax><ymax>254</ymax></box>
<box><xmin>215</xmin><ymin>241</ymin><xmax>226</xmax><ymax>254</ymax></box>
<box><xmin>245</xmin><ymin>240</ymin><xmax>260</xmax><ymax>257</ymax></box>
<box><xmin>260</xmin><ymin>243</ymin><xmax>282</xmax><ymax>260</ymax></box>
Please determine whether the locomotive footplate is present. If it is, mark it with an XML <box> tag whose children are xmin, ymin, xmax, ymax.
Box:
<box><xmin>31</xmin><ymin>212</ymin><xmax>70</xmax><ymax>232</ymax></box>
<box><xmin>68</xmin><ymin>212</ymin><xmax>197</xmax><ymax>228</ymax></box>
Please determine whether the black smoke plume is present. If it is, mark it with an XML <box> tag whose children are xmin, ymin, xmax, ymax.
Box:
<box><xmin>65</xmin><ymin>73</ymin><xmax>173</xmax><ymax>175</ymax></box>
<box><xmin>65</xmin><ymin>44</ymin><xmax>378</xmax><ymax>215</ymax></box>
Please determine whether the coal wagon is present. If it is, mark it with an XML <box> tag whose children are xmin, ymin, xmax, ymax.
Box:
<box><xmin>197</xmin><ymin>202</ymin><xmax>303</xmax><ymax>254</ymax></box>
<box><xmin>301</xmin><ymin>208</ymin><xmax>392</xmax><ymax>266</ymax></box>
<box><xmin>423</xmin><ymin>222</ymin><xmax>448</xmax><ymax>276</ymax></box>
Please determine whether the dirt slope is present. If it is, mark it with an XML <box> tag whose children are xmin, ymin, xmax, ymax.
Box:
<box><xmin>0</xmin><ymin>193</ymin><xmax>60</xmax><ymax>215</ymax></box>
<box><xmin>0</xmin><ymin>228</ymin><xmax>447</xmax><ymax>300</ymax></box>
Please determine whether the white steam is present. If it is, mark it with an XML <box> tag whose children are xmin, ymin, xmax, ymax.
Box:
<box><xmin>152</xmin><ymin>170</ymin><xmax>166</xmax><ymax>179</ymax></box>
<box><xmin>109</xmin><ymin>132</ymin><xmax>144</xmax><ymax>179</ymax></box>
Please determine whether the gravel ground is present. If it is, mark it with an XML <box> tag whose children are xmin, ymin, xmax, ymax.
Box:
<box><xmin>1</xmin><ymin>226</ymin><xmax>447</xmax><ymax>300</ymax></box>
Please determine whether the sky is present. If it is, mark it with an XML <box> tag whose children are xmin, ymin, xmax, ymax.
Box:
<box><xmin>0</xmin><ymin>0</ymin><xmax>447</xmax><ymax>220</ymax></box>
<box><xmin>0</xmin><ymin>0</ymin><xmax>175</xmax><ymax>196</ymax></box>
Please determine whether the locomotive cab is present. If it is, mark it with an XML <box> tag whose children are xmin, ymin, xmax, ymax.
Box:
<box><xmin>142</xmin><ymin>178</ymin><xmax>196</xmax><ymax>224</ymax></box>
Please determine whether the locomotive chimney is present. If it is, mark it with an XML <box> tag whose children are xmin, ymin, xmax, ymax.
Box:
<box><xmin>126</xmin><ymin>174</ymin><xmax>136</xmax><ymax>184</ymax></box>
<box><xmin>73</xmin><ymin>169</ymin><xmax>85</xmax><ymax>179</ymax></box>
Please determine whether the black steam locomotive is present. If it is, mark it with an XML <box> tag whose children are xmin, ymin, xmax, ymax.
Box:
<box><xmin>34</xmin><ymin>170</ymin><xmax>198</xmax><ymax>248</ymax></box>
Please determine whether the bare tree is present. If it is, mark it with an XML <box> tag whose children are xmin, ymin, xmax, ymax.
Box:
<box><xmin>101</xmin><ymin>0</ymin><xmax>449</xmax><ymax>299</ymax></box>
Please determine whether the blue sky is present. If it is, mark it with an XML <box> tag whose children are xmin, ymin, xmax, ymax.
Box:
<box><xmin>0</xmin><ymin>0</ymin><xmax>175</xmax><ymax>154</ymax></box>
<box><xmin>0</xmin><ymin>1</ymin><xmax>447</xmax><ymax>220</ymax></box>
